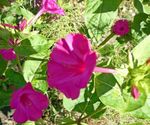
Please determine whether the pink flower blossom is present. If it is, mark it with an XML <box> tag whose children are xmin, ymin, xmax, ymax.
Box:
<box><xmin>42</xmin><ymin>0</ymin><xmax>64</xmax><ymax>15</ymax></box>
<box><xmin>131</xmin><ymin>85</ymin><xmax>140</xmax><ymax>100</ymax></box>
<box><xmin>28</xmin><ymin>0</ymin><xmax>64</xmax><ymax>26</ymax></box>
<box><xmin>0</xmin><ymin>48</ymin><xmax>16</xmax><ymax>61</ymax></box>
<box><xmin>112</xmin><ymin>19</ymin><xmax>130</xmax><ymax>36</ymax></box>
<box><xmin>10</xmin><ymin>83</ymin><xmax>49</xmax><ymax>123</ymax></box>
<box><xmin>47</xmin><ymin>33</ymin><xmax>116</xmax><ymax>99</ymax></box>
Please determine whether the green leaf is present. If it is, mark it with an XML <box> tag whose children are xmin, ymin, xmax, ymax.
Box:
<box><xmin>84</xmin><ymin>0</ymin><xmax>121</xmax><ymax>41</ymax></box>
<box><xmin>32</xmin><ymin>62</ymin><xmax>48</xmax><ymax>93</ymax></box>
<box><xmin>2</xmin><ymin>3</ymin><xmax>33</xmax><ymax>24</ymax></box>
<box><xmin>122</xmin><ymin>86</ymin><xmax>147</xmax><ymax>112</ymax></box>
<box><xmin>19</xmin><ymin>7</ymin><xmax>33</xmax><ymax>20</ymax></box>
<box><xmin>95</xmin><ymin>74</ymin><xmax>117</xmax><ymax>97</ymax></box>
<box><xmin>132</xmin><ymin>35</ymin><xmax>150</xmax><ymax>65</ymax></box>
<box><xmin>0</xmin><ymin>56</ymin><xmax>7</xmax><ymax>76</ymax></box>
<box><xmin>22</xmin><ymin>35</ymin><xmax>53</xmax><ymax>92</ymax></box>
<box><xmin>134</xmin><ymin>0</ymin><xmax>150</xmax><ymax>14</ymax></box>
<box><xmin>63</xmin><ymin>89</ymin><xmax>85</xmax><ymax>111</ymax></box>
<box><xmin>130</xmin><ymin>94</ymin><xmax>150</xmax><ymax>119</ymax></box>
<box><xmin>23</xmin><ymin>59</ymin><xmax>43</xmax><ymax>82</ymax></box>
<box><xmin>15</xmin><ymin>34</ymin><xmax>53</xmax><ymax>56</ymax></box>
<box><xmin>58</xmin><ymin>118</ymin><xmax>76</xmax><ymax>125</ymax></box>
<box><xmin>74</xmin><ymin>101</ymin><xmax>106</xmax><ymax>119</ymax></box>
<box><xmin>134</xmin><ymin>0</ymin><xmax>144</xmax><ymax>13</ymax></box>
<box><xmin>23</xmin><ymin>121</ymin><xmax>35</xmax><ymax>125</ymax></box>
<box><xmin>99</xmin><ymin>84</ymin><xmax>126</xmax><ymax>111</ymax></box>
<box><xmin>0</xmin><ymin>68</ymin><xmax>26</xmax><ymax>109</ymax></box>
<box><xmin>0</xmin><ymin>88</ymin><xmax>12</xmax><ymax>108</ymax></box>
<box><xmin>96</xmin><ymin>74</ymin><xmax>146</xmax><ymax>112</ymax></box>
<box><xmin>5</xmin><ymin>68</ymin><xmax>26</xmax><ymax>88</ymax></box>
<box><xmin>0</xmin><ymin>29</ymin><xmax>11</xmax><ymax>42</ymax></box>
<box><xmin>132</xmin><ymin>13</ymin><xmax>148</xmax><ymax>33</ymax></box>
<box><xmin>143</xmin><ymin>4</ymin><xmax>150</xmax><ymax>14</ymax></box>
<box><xmin>0</xmin><ymin>0</ymin><xmax>10</xmax><ymax>6</ymax></box>
<box><xmin>128</xmin><ymin>123</ymin><xmax>144</xmax><ymax>125</ymax></box>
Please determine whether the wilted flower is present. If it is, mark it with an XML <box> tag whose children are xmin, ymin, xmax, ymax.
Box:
<box><xmin>1</xmin><ymin>19</ymin><xmax>27</xmax><ymax>31</ymax></box>
<box><xmin>10</xmin><ymin>83</ymin><xmax>49</xmax><ymax>123</ymax></box>
<box><xmin>146</xmin><ymin>58</ymin><xmax>150</xmax><ymax>65</ymax></box>
<box><xmin>131</xmin><ymin>85</ymin><xmax>140</xmax><ymax>100</ymax></box>
<box><xmin>8</xmin><ymin>38</ymin><xmax>20</xmax><ymax>46</ymax></box>
<box><xmin>47</xmin><ymin>33</ymin><xmax>116</xmax><ymax>99</ymax></box>
<box><xmin>18</xmin><ymin>19</ymin><xmax>27</xmax><ymax>31</ymax></box>
<box><xmin>28</xmin><ymin>0</ymin><xmax>64</xmax><ymax>26</ymax></box>
<box><xmin>1</xmin><ymin>23</ymin><xmax>18</xmax><ymax>30</ymax></box>
<box><xmin>112</xmin><ymin>19</ymin><xmax>130</xmax><ymax>36</ymax></box>
<box><xmin>0</xmin><ymin>48</ymin><xmax>16</xmax><ymax>60</ymax></box>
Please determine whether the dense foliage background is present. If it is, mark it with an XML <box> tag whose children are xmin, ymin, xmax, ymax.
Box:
<box><xmin>0</xmin><ymin>0</ymin><xmax>150</xmax><ymax>125</ymax></box>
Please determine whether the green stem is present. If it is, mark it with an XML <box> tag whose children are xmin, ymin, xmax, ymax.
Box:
<box><xmin>116</xmin><ymin>81</ymin><xmax>122</xmax><ymax>90</ymax></box>
<box><xmin>26</xmin><ymin>57</ymin><xmax>48</xmax><ymax>61</ymax></box>
<box><xmin>79</xmin><ymin>107</ymin><xmax>106</xmax><ymax>122</ymax></box>
<box><xmin>77</xmin><ymin>76</ymin><xmax>96</xmax><ymax>124</ymax></box>
<box><xmin>16</xmin><ymin>55</ymin><xmax>22</xmax><ymax>72</ymax></box>
<box><xmin>96</xmin><ymin>32</ymin><xmax>115</xmax><ymax>50</ymax></box>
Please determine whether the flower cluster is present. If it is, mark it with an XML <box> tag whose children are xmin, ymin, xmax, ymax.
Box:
<box><xmin>0</xmin><ymin>0</ymin><xmax>135</xmax><ymax>124</ymax></box>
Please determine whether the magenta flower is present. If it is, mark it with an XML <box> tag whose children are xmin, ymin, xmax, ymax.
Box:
<box><xmin>47</xmin><ymin>33</ymin><xmax>116</xmax><ymax>99</ymax></box>
<box><xmin>0</xmin><ymin>48</ymin><xmax>16</xmax><ymax>61</ymax></box>
<box><xmin>10</xmin><ymin>83</ymin><xmax>49</xmax><ymax>123</ymax></box>
<box><xmin>28</xmin><ymin>0</ymin><xmax>64</xmax><ymax>26</ymax></box>
<box><xmin>112</xmin><ymin>19</ymin><xmax>130</xmax><ymax>36</ymax></box>
<box><xmin>131</xmin><ymin>85</ymin><xmax>140</xmax><ymax>100</ymax></box>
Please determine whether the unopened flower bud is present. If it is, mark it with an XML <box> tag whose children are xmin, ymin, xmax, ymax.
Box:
<box><xmin>131</xmin><ymin>85</ymin><xmax>140</xmax><ymax>100</ymax></box>
<box><xmin>112</xmin><ymin>19</ymin><xmax>130</xmax><ymax>36</ymax></box>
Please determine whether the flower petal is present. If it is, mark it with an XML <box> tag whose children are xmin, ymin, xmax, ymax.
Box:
<box><xmin>28</xmin><ymin>105</ymin><xmax>43</xmax><ymax>121</ymax></box>
<box><xmin>28</xmin><ymin>92</ymin><xmax>49</xmax><ymax>110</ymax></box>
<box><xmin>76</xmin><ymin>52</ymin><xmax>97</xmax><ymax>88</ymax></box>
<box><xmin>47</xmin><ymin>60</ymin><xmax>80</xmax><ymax>87</ymax></box>
<box><xmin>50</xmin><ymin>38</ymin><xmax>79</xmax><ymax>65</ymax></box>
<box><xmin>58</xmin><ymin>83</ymin><xmax>80</xmax><ymax>99</ymax></box>
<box><xmin>72</xmin><ymin>34</ymin><xmax>91</xmax><ymax>60</ymax></box>
<box><xmin>13</xmin><ymin>105</ymin><xmax>28</xmax><ymax>123</ymax></box>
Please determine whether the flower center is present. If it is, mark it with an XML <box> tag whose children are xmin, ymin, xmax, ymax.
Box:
<box><xmin>77</xmin><ymin>63</ymin><xmax>86</xmax><ymax>73</ymax></box>
<box><xmin>20</xmin><ymin>94</ymin><xmax>32</xmax><ymax>107</ymax></box>
<box><xmin>120</xmin><ymin>27</ymin><xmax>124</xmax><ymax>31</ymax></box>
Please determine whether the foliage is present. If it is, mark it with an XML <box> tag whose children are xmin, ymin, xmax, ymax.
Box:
<box><xmin>0</xmin><ymin>0</ymin><xmax>150</xmax><ymax>124</ymax></box>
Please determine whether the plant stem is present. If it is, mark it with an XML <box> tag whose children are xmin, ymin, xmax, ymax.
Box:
<box><xmin>94</xmin><ymin>67</ymin><xmax>116</xmax><ymax>74</ymax></box>
<box><xmin>96</xmin><ymin>32</ymin><xmax>115</xmax><ymax>50</ymax></box>
<box><xmin>28</xmin><ymin>9</ymin><xmax>43</xmax><ymax>27</ymax></box>
<box><xmin>79</xmin><ymin>107</ymin><xmax>106</xmax><ymax>122</ymax></box>
<box><xmin>16</xmin><ymin>55</ymin><xmax>22</xmax><ymax>72</ymax></box>
<box><xmin>77</xmin><ymin>76</ymin><xmax>96</xmax><ymax>124</ymax></box>
<box><xmin>26</xmin><ymin>57</ymin><xmax>48</xmax><ymax>61</ymax></box>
